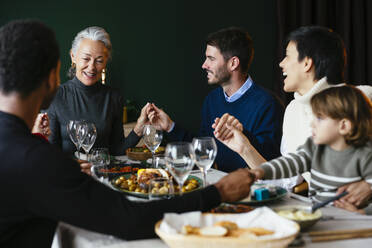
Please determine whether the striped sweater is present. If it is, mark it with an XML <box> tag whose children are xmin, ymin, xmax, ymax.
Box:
<box><xmin>260</xmin><ymin>138</ymin><xmax>372</xmax><ymax>203</ymax></box>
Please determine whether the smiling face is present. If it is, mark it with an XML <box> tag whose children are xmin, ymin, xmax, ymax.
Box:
<box><xmin>279</xmin><ymin>41</ymin><xmax>309</xmax><ymax>93</ymax></box>
<box><xmin>70</xmin><ymin>38</ymin><xmax>108</xmax><ymax>86</ymax></box>
<box><xmin>201</xmin><ymin>45</ymin><xmax>231</xmax><ymax>85</ymax></box>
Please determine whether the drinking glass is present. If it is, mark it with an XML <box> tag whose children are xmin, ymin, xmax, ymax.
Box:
<box><xmin>192</xmin><ymin>137</ymin><xmax>217</xmax><ymax>187</ymax></box>
<box><xmin>143</xmin><ymin>125</ymin><xmax>163</xmax><ymax>167</ymax></box>
<box><xmin>67</xmin><ymin>120</ymin><xmax>87</xmax><ymax>159</ymax></box>
<box><xmin>165</xmin><ymin>142</ymin><xmax>195</xmax><ymax>195</ymax></box>
<box><xmin>90</xmin><ymin>148</ymin><xmax>110</xmax><ymax>178</ymax></box>
<box><xmin>153</xmin><ymin>154</ymin><xmax>166</xmax><ymax>169</ymax></box>
<box><xmin>81</xmin><ymin>123</ymin><xmax>97</xmax><ymax>158</ymax></box>
<box><xmin>148</xmin><ymin>178</ymin><xmax>174</xmax><ymax>200</ymax></box>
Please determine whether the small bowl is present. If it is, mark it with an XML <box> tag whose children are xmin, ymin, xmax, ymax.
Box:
<box><xmin>126</xmin><ymin>146</ymin><xmax>165</xmax><ymax>161</ymax></box>
<box><xmin>274</xmin><ymin>205</ymin><xmax>322</xmax><ymax>231</ymax></box>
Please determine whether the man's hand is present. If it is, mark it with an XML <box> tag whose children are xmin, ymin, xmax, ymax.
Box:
<box><xmin>212</xmin><ymin>113</ymin><xmax>243</xmax><ymax>141</ymax></box>
<box><xmin>214</xmin><ymin>168</ymin><xmax>255</xmax><ymax>202</ymax></box>
<box><xmin>32</xmin><ymin>113</ymin><xmax>51</xmax><ymax>138</ymax></box>
<box><xmin>337</xmin><ymin>181</ymin><xmax>372</xmax><ymax>207</ymax></box>
<box><xmin>76</xmin><ymin>159</ymin><xmax>92</xmax><ymax>176</ymax></box>
<box><xmin>147</xmin><ymin>103</ymin><xmax>174</xmax><ymax>132</ymax></box>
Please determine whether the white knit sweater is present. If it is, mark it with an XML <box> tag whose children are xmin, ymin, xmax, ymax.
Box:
<box><xmin>281</xmin><ymin>78</ymin><xmax>372</xmax><ymax>155</ymax></box>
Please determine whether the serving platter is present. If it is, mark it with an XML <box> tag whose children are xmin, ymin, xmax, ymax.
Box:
<box><xmin>111</xmin><ymin>174</ymin><xmax>202</xmax><ymax>198</ymax></box>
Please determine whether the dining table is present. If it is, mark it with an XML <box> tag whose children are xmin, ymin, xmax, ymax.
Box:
<box><xmin>52</xmin><ymin>156</ymin><xmax>372</xmax><ymax>248</ymax></box>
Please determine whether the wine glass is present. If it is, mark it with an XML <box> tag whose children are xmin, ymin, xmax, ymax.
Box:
<box><xmin>192</xmin><ymin>137</ymin><xmax>217</xmax><ymax>187</ymax></box>
<box><xmin>165</xmin><ymin>142</ymin><xmax>195</xmax><ymax>195</ymax></box>
<box><xmin>143</xmin><ymin>125</ymin><xmax>163</xmax><ymax>167</ymax></box>
<box><xmin>67</xmin><ymin>120</ymin><xmax>87</xmax><ymax>159</ymax></box>
<box><xmin>81</xmin><ymin>123</ymin><xmax>97</xmax><ymax>158</ymax></box>
<box><xmin>90</xmin><ymin>148</ymin><xmax>110</xmax><ymax>178</ymax></box>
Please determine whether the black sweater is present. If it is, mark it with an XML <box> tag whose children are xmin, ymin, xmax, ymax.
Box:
<box><xmin>47</xmin><ymin>77</ymin><xmax>140</xmax><ymax>156</ymax></box>
<box><xmin>0</xmin><ymin>111</ymin><xmax>221</xmax><ymax>247</ymax></box>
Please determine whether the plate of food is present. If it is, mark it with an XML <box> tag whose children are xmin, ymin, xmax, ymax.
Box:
<box><xmin>111</xmin><ymin>168</ymin><xmax>202</xmax><ymax>198</ymax></box>
<box><xmin>126</xmin><ymin>146</ymin><xmax>165</xmax><ymax>161</ymax></box>
<box><xmin>234</xmin><ymin>184</ymin><xmax>287</xmax><ymax>205</ymax></box>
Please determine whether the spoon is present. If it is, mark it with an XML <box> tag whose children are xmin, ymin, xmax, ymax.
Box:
<box><xmin>310</xmin><ymin>191</ymin><xmax>348</xmax><ymax>213</ymax></box>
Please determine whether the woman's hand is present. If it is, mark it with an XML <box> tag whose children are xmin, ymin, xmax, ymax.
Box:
<box><xmin>334</xmin><ymin>199</ymin><xmax>366</xmax><ymax>215</ymax></box>
<box><xmin>212</xmin><ymin>113</ymin><xmax>243</xmax><ymax>141</ymax></box>
<box><xmin>337</xmin><ymin>181</ymin><xmax>372</xmax><ymax>207</ymax></box>
<box><xmin>147</xmin><ymin>103</ymin><xmax>174</xmax><ymax>132</ymax></box>
<box><xmin>133</xmin><ymin>103</ymin><xmax>151</xmax><ymax>136</ymax></box>
<box><xmin>32</xmin><ymin>113</ymin><xmax>51</xmax><ymax>138</ymax></box>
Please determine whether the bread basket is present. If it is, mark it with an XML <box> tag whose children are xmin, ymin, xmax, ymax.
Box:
<box><xmin>155</xmin><ymin>220</ymin><xmax>299</xmax><ymax>248</ymax></box>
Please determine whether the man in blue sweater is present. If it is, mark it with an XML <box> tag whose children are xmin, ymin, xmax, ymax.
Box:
<box><xmin>148</xmin><ymin>27</ymin><xmax>283</xmax><ymax>172</ymax></box>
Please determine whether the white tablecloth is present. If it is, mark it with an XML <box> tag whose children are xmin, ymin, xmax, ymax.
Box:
<box><xmin>52</xmin><ymin>161</ymin><xmax>372</xmax><ymax>248</ymax></box>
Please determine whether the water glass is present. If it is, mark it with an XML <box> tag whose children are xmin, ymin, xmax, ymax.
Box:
<box><xmin>148</xmin><ymin>178</ymin><xmax>174</xmax><ymax>200</ymax></box>
<box><xmin>153</xmin><ymin>154</ymin><xmax>166</xmax><ymax>169</ymax></box>
<box><xmin>192</xmin><ymin>137</ymin><xmax>217</xmax><ymax>187</ymax></box>
<box><xmin>165</xmin><ymin>142</ymin><xmax>195</xmax><ymax>195</ymax></box>
<box><xmin>143</xmin><ymin>125</ymin><xmax>163</xmax><ymax>167</ymax></box>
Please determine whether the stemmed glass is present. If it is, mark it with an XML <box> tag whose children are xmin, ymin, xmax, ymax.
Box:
<box><xmin>90</xmin><ymin>148</ymin><xmax>110</xmax><ymax>178</ymax></box>
<box><xmin>192</xmin><ymin>137</ymin><xmax>217</xmax><ymax>187</ymax></box>
<box><xmin>143</xmin><ymin>124</ymin><xmax>163</xmax><ymax>167</ymax></box>
<box><xmin>165</xmin><ymin>142</ymin><xmax>195</xmax><ymax>195</ymax></box>
<box><xmin>67</xmin><ymin>120</ymin><xmax>87</xmax><ymax>159</ymax></box>
<box><xmin>81</xmin><ymin>123</ymin><xmax>97</xmax><ymax>158</ymax></box>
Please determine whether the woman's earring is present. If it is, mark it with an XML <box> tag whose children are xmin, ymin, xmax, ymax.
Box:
<box><xmin>101</xmin><ymin>68</ymin><xmax>106</xmax><ymax>84</ymax></box>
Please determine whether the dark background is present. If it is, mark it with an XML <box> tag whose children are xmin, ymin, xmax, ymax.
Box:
<box><xmin>1</xmin><ymin>0</ymin><xmax>371</xmax><ymax>133</ymax></box>
<box><xmin>0</xmin><ymin>0</ymin><xmax>277</xmax><ymax>133</ymax></box>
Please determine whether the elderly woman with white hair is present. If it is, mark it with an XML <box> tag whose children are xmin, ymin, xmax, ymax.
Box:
<box><xmin>47</xmin><ymin>26</ymin><xmax>149</xmax><ymax>156</ymax></box>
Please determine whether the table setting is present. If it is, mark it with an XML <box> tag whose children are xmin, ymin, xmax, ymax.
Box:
<box><xmin>52</xmin><ymin>123</ymin><xmax>372</xmax><ymax>248</ymax></box>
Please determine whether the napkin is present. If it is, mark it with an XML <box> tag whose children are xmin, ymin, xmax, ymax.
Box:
<box><xmin>159</xmin><ymin>207</ymin><xmax>298</xmax><ymax>239</ymax></box>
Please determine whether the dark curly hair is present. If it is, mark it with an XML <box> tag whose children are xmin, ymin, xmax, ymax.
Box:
<box><xmin>0</xmin><ymin>20</ymin><xmax>60</xmax><ymax>97</ymax></box>
<box><xmin>206</xmin><ymin>27</ymin><xmax>254</xmax><ymax>74</ymax></box>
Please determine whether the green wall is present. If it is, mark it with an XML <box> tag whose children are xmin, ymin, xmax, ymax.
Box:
<box><xmin>0</xmin><ymin>0</ymin><xmax>277</xmax><ymax>133</ymax></box>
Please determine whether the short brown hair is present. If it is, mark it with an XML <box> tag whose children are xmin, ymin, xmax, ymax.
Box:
<box><xmin>206</xmin><ymin>27</ymin><xmax>254</xmax><ymax>74</ymax></box>
<box><xmin>310</xmin><ymin>85</ymin><xmax>372</xmax><ymax>147</ymax></box>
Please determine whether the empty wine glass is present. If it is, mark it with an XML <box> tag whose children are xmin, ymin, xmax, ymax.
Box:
<box><xmin>143</xmin><ymin>125</ymin><xmax>163</xmax><ymax>167</ymax></box>
<box><xmin>192</xmin><ymin>137</ymin><xmax>217</xmax><ymax>187</ymax></box>
<box><xmin>90</xmin><ymin>148</ymin><xmax>110</xmax><ymax>178</ymax></box>
<box><xmin>81</xmin><ymin>123</ymin><xmax>97</xmax><ymax>158</ymax></box>
<box><xmin>67</xmin><ymin>120</ymin><xmax>87</xmax><ymax>159</ymax></box>
<box><xmin>165</xmin><ymin>142</ymin><xmax>195</xmax><ymax>195</ymax></box>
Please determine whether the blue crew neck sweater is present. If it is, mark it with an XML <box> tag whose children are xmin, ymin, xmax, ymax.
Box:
<box><xmin>168</xmin><ymin>83</ymin><xmax>283</xmax><ymax>172</ymax></box>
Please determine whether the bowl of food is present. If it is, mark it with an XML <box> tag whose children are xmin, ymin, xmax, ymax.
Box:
<box><xmin>274</xmin><ymin>205</ymin><xmax>322</xmax><ymax>231</ymax></box>
<box><xmin>126</xmin><ymin>146</ymin><xmax>165</xmax><ymax>161</ymax></box>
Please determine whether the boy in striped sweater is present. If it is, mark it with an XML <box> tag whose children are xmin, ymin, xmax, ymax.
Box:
<box><xmin>250</xmin><ymin>85</ymin><xmax>372</xmax><ymax>214</ymax></box>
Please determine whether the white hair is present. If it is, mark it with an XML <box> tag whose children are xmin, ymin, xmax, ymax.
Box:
<box><xmin>71</xmin><ymin>26</ymin><xmax>112</xmax><ymax>59</ymax></box>
<box><xmin>68</xmin><ymin>26</ymin><xmax>112</xmax><ymax>78</ymax></box>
